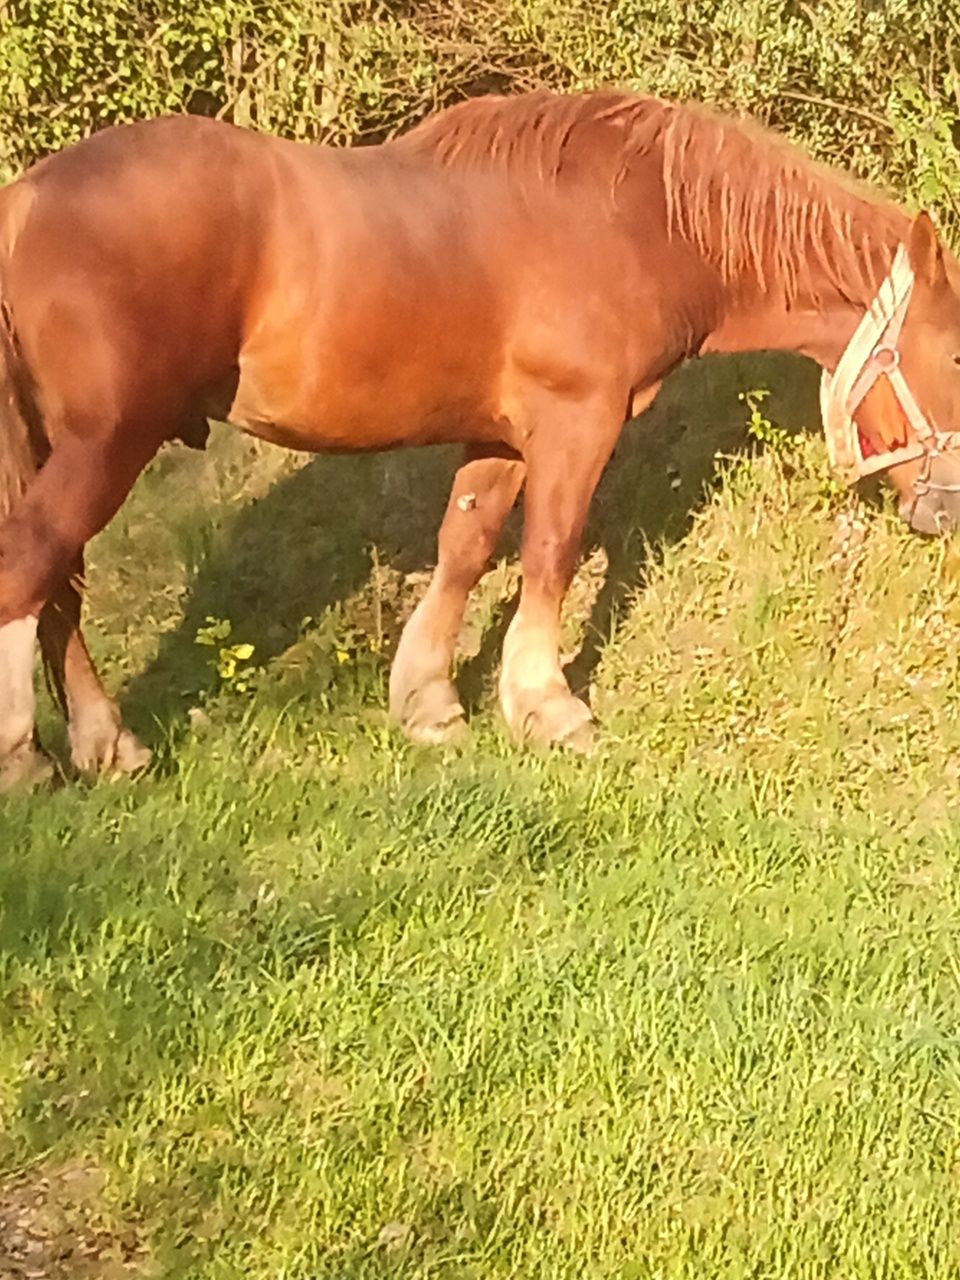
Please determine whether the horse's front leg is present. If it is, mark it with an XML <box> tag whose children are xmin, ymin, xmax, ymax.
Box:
<box><xmin>499</xmin><ymin>383</ymin><xmax>657</xmax><ymax>750</ymax></box>
<box><xmin>390</xmin><ymin>443</ymin><xmax>525</xmax><ymax>743</ymax></box>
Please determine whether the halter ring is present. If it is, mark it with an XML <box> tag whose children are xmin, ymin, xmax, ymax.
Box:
<box><xmin>871</xmin><ymin>344</ymin><xmax>900</xmax><ymax>372</ymax></box>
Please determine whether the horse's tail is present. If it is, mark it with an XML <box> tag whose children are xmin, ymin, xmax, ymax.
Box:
<box><xmin>0</xmin><ymin>180</ymin><xmax>47</xmax><ymax>525</ymax></box>
<box><xmin>0</xmin><ymin>179</ymin><xmax>66</xmax><ymax>707</ymax></box>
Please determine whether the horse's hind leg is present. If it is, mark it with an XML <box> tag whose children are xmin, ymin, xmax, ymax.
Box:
<box><xmin>390</xmin><ymin>444</ymin><xmax>525</xmax><ymax>743</ymax></box>
<box><xmin>0</xmin><ymin>613</ymin><xmax>51</xmax><ymax>790</ymax></box>
<box><xmin>38</xmin><ymin>562</ymin><xmax>152</xmax><ymax>776</ymax></box>
<box><xmin>0</xmin><ymin>430</ymin><xmax>160</xmax><ymax>783</ymax></box>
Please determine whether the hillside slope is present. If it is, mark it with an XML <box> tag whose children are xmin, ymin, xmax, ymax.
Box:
<box><xmin>2</xmin><ymin>354</ymin><xmax>960</xmax><ymax>1277</ymax></box>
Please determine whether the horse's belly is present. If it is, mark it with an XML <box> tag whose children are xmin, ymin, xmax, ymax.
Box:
<box><xmin>227</xmin><ymin>341</ymin><xmax>501</xmax><ymax>453</ymax></box>
<box><xmin>225</xmin><ymin>351</ymin><xmax>378</xmax><ymax>452</ymax></box>
<box><xmin>229</xmin><ymin>406</ymin><xmax>500</xmax><ymax>454</ymax></box>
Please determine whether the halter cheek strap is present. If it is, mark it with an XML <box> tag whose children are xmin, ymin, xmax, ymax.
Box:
<box><xmin>820</xmin><ymin>244</ymin><xmax>960</xmax><ymax>485</ymax></box>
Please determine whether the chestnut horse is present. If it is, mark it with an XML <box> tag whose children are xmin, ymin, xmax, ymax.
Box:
<box><xmin>2</xmin><ymin>90</ymin><xmax>960</xmax><ymax>788</ymax></box>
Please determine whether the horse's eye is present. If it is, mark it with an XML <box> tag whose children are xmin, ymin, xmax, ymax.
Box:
<box><xmin>954</xmin><ymin>354</ymin><xmax>960</xmax><ymax>368</ymax></box>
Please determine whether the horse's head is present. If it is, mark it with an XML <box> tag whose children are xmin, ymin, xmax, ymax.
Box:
<box><xmin>884</xmin><ymin>214</ymin><xmax>960</xmax><ymax>533</ymax></box>
<box><xmin>822</xmin><ymin>212</ymin><xmax>960</xmax><ymax>535</ymax></box>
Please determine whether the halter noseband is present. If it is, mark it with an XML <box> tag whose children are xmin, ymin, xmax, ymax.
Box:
<box><xmin>820</xmin><ymin>244</ymin><xmax>960</xmax><ymax>487</ymax></box>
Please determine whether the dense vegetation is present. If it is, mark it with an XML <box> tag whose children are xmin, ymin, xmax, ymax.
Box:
<box><xmin>3</xmin><ymin>362</ymin><xmax>960</xmax><ymax>1274</ymax></box>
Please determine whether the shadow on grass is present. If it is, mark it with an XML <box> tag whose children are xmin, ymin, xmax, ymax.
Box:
<box><xmin>121</xmin><ymin>352</ymin><xmax>820</xmax><ymax>743</ymax></box>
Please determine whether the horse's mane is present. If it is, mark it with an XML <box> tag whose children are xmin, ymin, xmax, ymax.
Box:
<box><xmin>397</xmin><ymin>90</ymin><xmax>910</xmax><ymax>306</ymax></box>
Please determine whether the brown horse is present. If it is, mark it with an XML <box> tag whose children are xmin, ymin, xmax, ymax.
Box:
<box><xmin>2</xmin><ymin>90</ymin><xmax>960</xmax><ymax>788</ymax></box>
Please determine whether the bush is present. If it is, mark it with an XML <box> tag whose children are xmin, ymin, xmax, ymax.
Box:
<box><xmin>1</xmin><ymin>0</ymin><xmax>958</xmax><ymax>242</ymax></box>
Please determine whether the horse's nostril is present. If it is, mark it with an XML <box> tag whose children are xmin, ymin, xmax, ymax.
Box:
<box><xmin>901</xmin><ymin>493</ymin><xmax>954</xmax><ymax>537</ymax></box>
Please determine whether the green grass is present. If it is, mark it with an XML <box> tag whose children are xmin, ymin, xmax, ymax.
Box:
<box><xmin>3</xmin><ymin>355</ymin><xmax>960</xmax><ymax>1277</ymax></box>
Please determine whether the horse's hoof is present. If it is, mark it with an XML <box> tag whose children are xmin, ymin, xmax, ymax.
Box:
<box><xmin>394</xmin><ymin>679</ymin><xmax>470</xmax><ymax>747</ymax></box>
<box><xmin>407</xmin><ymin>714</ymin><xmax>470</xmax><ymax>747</ymax></box>
<box><xmin>112</xmin><ymin>729</ymin><xmax>153</xmax><ymax>776</ymax></box>
<box><xmin>70</xmin><ymin>716</ymin><xmax>152</xmax><ymax>778</ymax></box>
<box><xmin>513</xmin><ymin>691</ymin><xmax>596</xmax><ymax>752</ymax></box>
<box><xmin>0</xmin><ymin>742</ymin><xmax>56</xmax><ymax>793</ymax></box>
<box><xmin>557</xmin><ymin>717</ymin><xmax>597</xmax><ymax>755</ymax></box>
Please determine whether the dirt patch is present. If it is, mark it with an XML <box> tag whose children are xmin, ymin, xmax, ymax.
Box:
<box><xmin>0</xmin><ymin>1163</ymin><xmax>149</xmax><ymax>1279</ymax></box>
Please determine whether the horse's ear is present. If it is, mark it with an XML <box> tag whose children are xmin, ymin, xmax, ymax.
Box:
<box><xmin>907</xmin><ymin>210</ymin><xmax>946</xmax><ymax>286</ymax></box>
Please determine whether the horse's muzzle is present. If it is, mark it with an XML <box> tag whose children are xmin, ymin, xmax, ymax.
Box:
<box><xmin>899</xmin><ymin>453</ymin><xmax>960</xmax><ymax>536</ymax></box>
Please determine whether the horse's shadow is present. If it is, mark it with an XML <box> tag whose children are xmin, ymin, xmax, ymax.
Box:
<box><xmin>119</xmin><ymin>353</ymin><xmax>820</xmax><ymax>741</ymax></box>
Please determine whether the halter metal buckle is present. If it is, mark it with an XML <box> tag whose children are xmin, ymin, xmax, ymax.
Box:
<box><xmin>871</xmin><ymin>344</ymin><xmax>900</xmax><ymax>372</ymax></box>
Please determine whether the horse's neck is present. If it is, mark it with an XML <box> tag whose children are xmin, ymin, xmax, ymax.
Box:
<box><xmin>672</xmin><ymin>194</ymin><xmax>906</xmax><ymax>372</ymax></box>
<box><xmin>698</xmin><ymin>229</ymin><xmax>905</xmax><ymax>371</ymax></box>
<box><xmin>701</xmin><ymin>293</ymin><xmax>867</xmax><ymax>371</ymax></box>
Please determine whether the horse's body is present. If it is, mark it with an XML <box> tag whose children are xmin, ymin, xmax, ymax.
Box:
<box><xmin>5</xmin><ymin>113</ymin><xmax>667</xmax><ymax>455</ymax></box>
<box><xmin>3</xmin><ymin>91</ymin><xmax>960</xmax><ymax>786</ymax></box>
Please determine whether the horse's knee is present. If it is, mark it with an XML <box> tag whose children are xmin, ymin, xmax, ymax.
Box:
<box><xmin>521</xmin><ymin>534</ymin><xmax>581</xmax><ymax>596</ymax></box>
<box><xmin>436</xmin><ymin>453</ymin><xmax>524</xmax><ymax>583</ymax></box>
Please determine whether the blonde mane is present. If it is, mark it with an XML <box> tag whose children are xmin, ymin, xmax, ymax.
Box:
<box><xmin>398</xmin><ymin>90</ymin><xmax>910</xmax><ymax>306</ymax></box>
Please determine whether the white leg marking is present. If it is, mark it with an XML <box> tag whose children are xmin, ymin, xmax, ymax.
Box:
<box><xmin>0</xmin><ymin>614</ymin><xmax>38</xmax><ymax>758</ymax></box>
<box><xmin>499</xmin><ymin>608</ymin><xmax>594</xmax><ymax>748</ymax></box>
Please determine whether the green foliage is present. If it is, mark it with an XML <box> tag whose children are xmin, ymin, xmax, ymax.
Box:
<box><xmin>1</xmin><ymin>0</ymin><xmax>958</xmax><ymax>240</ymax></box>
<box><xmin>195</xmin><ymin>614</ymin><xmax>259</xmax><ymax>693</ymax></box>
<box><xmin>4</xmin><ymin>358</ymin><xmax>960</xmax><ymax>1273</ymax></box>
<box><xmin>740</xmin><ymin>386</ymin><xmax>795</xmax><ymax>454</ymax></box>
<box><xmin>0</xmin><ymin>0</ymin><xmax>446</xmax><ymax>179</ymax></box>
<box><xmin>889</xmin><ymin>75</ymin><xmax>960</xmax><ymax>222</ymax></box>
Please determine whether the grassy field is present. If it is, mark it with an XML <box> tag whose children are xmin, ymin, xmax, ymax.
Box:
<box><xmin>3</xmin><ymin>353</ymin><xmax>960</xmax><ymax>1278</ymax></box>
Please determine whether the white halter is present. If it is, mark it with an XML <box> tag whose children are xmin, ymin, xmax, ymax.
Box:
<box><xmin>820</xmin><ymin>245</ymin><xmax>959</xmax><ymax>484</ymax></box>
